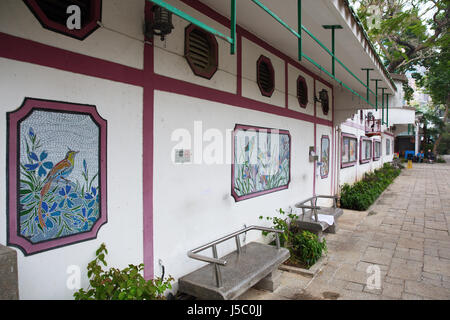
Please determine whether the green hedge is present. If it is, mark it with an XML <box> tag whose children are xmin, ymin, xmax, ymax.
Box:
<box><xmin>340</xmin><ymin>163</ymin><xmax>401</xmax><ymax>211</ymax></box>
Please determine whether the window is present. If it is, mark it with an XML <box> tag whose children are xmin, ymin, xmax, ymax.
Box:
<box><xmin>24</xmin><ymin>0</ymin><xmax>102</xmax><ymax>40</ymax></box>
<box><xmin>360</xmin><ymin>138</ymin><xmax>372</xmax><ymax>164</ymax></box>
<box><xmin>373</xmin><ymin>141</ymin><xmax>381</xmax><ymax>160</ymax></box>
<box><xmin>341</xmin><ymin>134</ymin><xmax>357</xmax><ymax>168</ymax></box>
<box><xmin>386</xmin><ymin>139</ymin><xmax>391</xmax><ymax>155</ymax></box>
<box><xmin>185</xmin><ymin>24</ymin><xmax>219</xmax><ymax>79</ymax></box>
<box><xmin>257</xmin><ymin>55</ymin><xmax>275</xmax><ymax>97</ymax></box>
<box><xmin>297</xmin><ymin>76</ymin><xmax>308</xmax><ymax>108</ymax></box>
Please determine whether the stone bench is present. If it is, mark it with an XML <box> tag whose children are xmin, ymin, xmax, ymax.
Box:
<box><xmin>178</xmin><ymin>226</ymin><xmax>290</xmax><ymax>300</ymax></box>
<box><xmin>293</xmin><ymin>195</ymin><xmax>343</xmax><ymax>239</ymax></box>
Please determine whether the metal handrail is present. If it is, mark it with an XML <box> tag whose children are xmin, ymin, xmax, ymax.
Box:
<box><xmin>187</xmin><ymin>225</ymin><xmax>283</xmax><ymax>287</ymax></box>
<box><xmin>294</xmin><ymin>195</ymin><xmax>338</xmax><ymax>222</ymax></box>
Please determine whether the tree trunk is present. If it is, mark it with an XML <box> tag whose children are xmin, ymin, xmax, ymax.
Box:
<box><xmin>433</xmin><ymin>99</ymin><xmax>449</xmax><ymax>155</ymax></box>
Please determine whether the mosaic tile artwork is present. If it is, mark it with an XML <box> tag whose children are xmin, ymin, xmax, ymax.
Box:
<box><xmin>320</xmin><ymin>136</ymin><xmax>330</xmax><ymax>178</ymax></box>
<box><xmin>7</xmin><ymin>98</ymin><xmax>107</xmax><ymax>255</ymax></box>
<box><xmin>232</xmin><ymin>125</ymin><xmax>290</xmax><ymax>201</ymax></box>
<box><xmin>19</xmin><ymin>111</ymin><xmax>100</xmax><ymax>243</ymax></box>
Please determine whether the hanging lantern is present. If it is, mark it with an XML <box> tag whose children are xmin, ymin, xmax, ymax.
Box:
<box><xmin>315</xmin><ymin>89</ymin><xmax>329</xmax><ymax>115</ymax></box>
<box><xmin>148</xmin><ymin>5</ymin><xmax>174</xmax><ymax>41</ymax></box>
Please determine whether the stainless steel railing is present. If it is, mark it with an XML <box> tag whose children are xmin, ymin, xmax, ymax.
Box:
<box><xmin>294</xmin><ymin>195</ymin><xmax>338</xmax><ymax>222</ymax></box>
<box><xmin>187</xmin><ymin>225</ymin><xmax>284</xmax><ymax>288</ymax></box>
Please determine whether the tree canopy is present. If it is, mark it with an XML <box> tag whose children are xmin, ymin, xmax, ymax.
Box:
<box><xmin>351</xmin><ymin>0</ymin><xmax>449</xmax><ymax>73</ymax></box>
<box><xmin>351</xmin><ymin>0</ymin><xmax>449</xmax><ymax>154</ymax></box>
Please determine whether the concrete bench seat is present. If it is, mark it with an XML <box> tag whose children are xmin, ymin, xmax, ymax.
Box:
<box><xmin>294</xmin><ymin>195</ymin><xmax>343</xmax><ymax>237</ymax></box>
<box><xmin>178</xmin><ymin>226</ymin><xmax>290</xmax><ymax>300</ymax></box>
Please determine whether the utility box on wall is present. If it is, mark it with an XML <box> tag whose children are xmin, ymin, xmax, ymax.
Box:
<box><xmin>0</xmin><ymin>245</ymin><xmax>19</xmax><ymax>300</ymax></box>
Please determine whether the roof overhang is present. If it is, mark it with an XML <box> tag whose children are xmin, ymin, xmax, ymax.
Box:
<box><xmin>197</xmin><ymin>0</ymin><xmax>396</xmax><ymax>98</ymax></box>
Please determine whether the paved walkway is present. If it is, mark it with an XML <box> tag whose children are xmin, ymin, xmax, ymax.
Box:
<box><xmin>241</xmin><ymin>161</ymin><xmax>450</xmax><ymax>300</ymax></box>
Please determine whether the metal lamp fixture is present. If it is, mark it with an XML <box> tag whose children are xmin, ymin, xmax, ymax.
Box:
<box><xmin>147</xmin><ymin>5</ymin><xmax>174</xmax><ymax>41</ymax></box>
<box><xmin>315</xmin><ymin>89</ymin><xmax>329</xmax><ymax>115</ymax></box>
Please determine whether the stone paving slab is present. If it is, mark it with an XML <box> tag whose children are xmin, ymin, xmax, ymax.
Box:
<box><xmin>243</xmin><ymin>162</ymin><xmax>450</xmax><ymax>300</ymax></box>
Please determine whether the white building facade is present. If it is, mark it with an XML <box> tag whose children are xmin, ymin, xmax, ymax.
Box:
<box><xmin>0</xmin><ymin>0</ymin><xmax>410</xmax><ymax>299</ymax></box>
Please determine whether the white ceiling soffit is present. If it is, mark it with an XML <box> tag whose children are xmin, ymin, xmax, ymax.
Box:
<box><xmin>198</xmin><ymin>0</ymin><xmax>396</xmax><ymax>97</ymax></box>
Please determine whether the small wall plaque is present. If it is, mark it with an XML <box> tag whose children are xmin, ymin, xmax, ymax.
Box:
<box><xmin>174</xmin><ymin>149</ymin><xmax>191</xmax><ymax>164</ymax></box>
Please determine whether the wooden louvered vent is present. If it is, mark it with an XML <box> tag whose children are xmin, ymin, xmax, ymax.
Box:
<box><xmin>185</xmin><ymin>24</ymin><xmax>218</xmax><ymax>79</ymax></box>
<box><xmin>257</xmin><ymin>55</ymin><xmax>275</xmax><ymax>97</ymax></box>
<box><xmin>297</xmin><ymin>76</ymin><xmax>308</xmax><ymax>108</ymax></box>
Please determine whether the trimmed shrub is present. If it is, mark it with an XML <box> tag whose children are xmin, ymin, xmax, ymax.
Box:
<box><xmin>340</xmin><ymin>163</ymin><xmax>401</xmax><ymax>211</ymax></box>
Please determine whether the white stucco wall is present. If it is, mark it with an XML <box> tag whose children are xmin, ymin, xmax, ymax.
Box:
<box><xmin>382</xmin><ymin>134</ymin><xmax>394</xmax><ymax>163</ymax></box>
<box><xmin>338</xmin><ymin>117</ymin><xmax>394</xmax><ymax>187</ymax></box>
<box><xmin>0</xmin><ymin>58</ymin><xmax>144</xmax><ymax>300</ymax></box>
<box><xmin>153</xmin><ymin>90</ymin><xmax>318</xmax><ymax>287</ymax></box>
<box><xmin>0</xmin><ymin>0</ymin><xmax>340</xmax><ymax>299</ymax></box>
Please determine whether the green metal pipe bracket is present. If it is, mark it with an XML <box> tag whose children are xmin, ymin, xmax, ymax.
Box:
<box><xmin>150</xmin><ymin>0</ymin><xmax>383</xmax><ymax>109</ymax></box>
<box><xmin>148</xmin><ymin>0</ymin><xmax>234</xmax><ymax>45</ymax></box>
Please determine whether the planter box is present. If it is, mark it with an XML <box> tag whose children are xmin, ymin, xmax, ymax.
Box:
<box><xmin>278</xmin><ymin>255</ymin><xmax>328</xmax><ymax>278</ymax></box>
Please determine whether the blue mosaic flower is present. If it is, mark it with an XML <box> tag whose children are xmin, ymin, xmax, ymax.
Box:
<box><xmin>73</xmin><ymin>207</ymin><xmax>97</xmax><ymax>231</ymax></box>
<box><xmin>34</xmin><ymin>201</ymin><xmax>60</xmax><ymax>229</ymax></box>
<box><xmin>24</xmin><ymin>151</ymin><xmax>53</xmax><ymax>177</ymax></box>
<box><xmin>28</xmin><ymin>127</ymin><xmax>35</xmax><ymax>139</ymax></box>
<box><xmin>58</xmin><ymin>185</ymin><xmax>78</xmax><ymax>208</ymax></box>
<box><xmin>84</xmin><ymin>187</ymin><xmax>98</xmax><ymax>208</ymax></box>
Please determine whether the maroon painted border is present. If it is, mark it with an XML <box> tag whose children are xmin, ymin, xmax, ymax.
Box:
<box><xmin>341</xmin><ymin>133</ymin><xmax>358</xmax><ymax>168</ymax></box>
<box><xmin>23</xmin><ymin>0</ymin><xmax>102</xmax><ymax>40</ymax></box>
<box><xmin>184</xmin><ymin>24</ymin><xmax>219</xmax><ymax>80</ymax></box>
<box><xmin>373</xmin><ymin>140</ymin><xmax>381</xmax><ymax>160</ymax></box>
<box><xmin>256</xmin><ymin>55</ymin><xmax>275</xmax><ymax>97</ymax></box>
<box><xmin>360</xmin><ymin>137</ymin><xmax>372</xmax><ymax>164</ymax></box>
<box><xmin>0</xmin><ymin>32</ymin><xmax>144</xmax><ymax>87</ymax></box>
<box><xmin>284</xmin><ymin>61</ymin><xmax>288</xmax><ymax>108</ymax></box>
<box><xmin>320</xmin><ymin>135</ymin><xmax>330</xmax><ymax>179</ymax></box>
<box><xmin>231</xmin><ymin>124</ymin><xmax>291</xmax><ymax>202</ymax></box>
<box><xmin>143</xmin><ymin>1</ymin><xmax>154</xmax><ymax>280</ymax></box>
<box><xmin>297</xmin><ymin>75</ymin><xmax>308</xmax><ymax>109</ymax></box>
<box><xmin>153</xmin><ymin>74</ymin><xmax>332</xmax><ymax>127</ymax></box>
<box><xmin>6</xmin><ymin>98</ymin><xmax>107</xmax><ymax>256</ymax></box>
<box><xmin>313</xmin><ymin>79</ymin><xmax>317</xmax><ymax>195</ymax></box>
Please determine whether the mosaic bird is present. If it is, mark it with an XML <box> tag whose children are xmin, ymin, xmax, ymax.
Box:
<box><xmin>37</xmin><ymin>150</ymin><xmax>79</xmax><ymax>230</ymax></box>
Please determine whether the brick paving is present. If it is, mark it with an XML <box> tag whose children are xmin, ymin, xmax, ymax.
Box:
<box><xmin>240</xmin><ymin>161</ymin><xmax>450</xmax><ymax>300</ymax></box>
